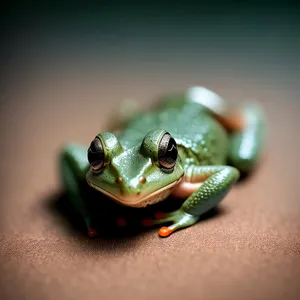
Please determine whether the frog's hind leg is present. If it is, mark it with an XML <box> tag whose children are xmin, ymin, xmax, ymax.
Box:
<box><xmin>143</xmin><ymin>166</ymin><xmax>240</xmax><ymax>237</ymax></box>
<box><xmin>187</xmin><ymin>87</ymin><xmax>265</xmax><ymax>173</ymax></box>
<box><xmin>227</xmin><ymin>104</ymin><xmax>265</xmax><ymax>174</ymax></box>
<box><xmin>59</xmin><ymin>144</ymin><xmax>97</xmax><ymax>237</ymax></box>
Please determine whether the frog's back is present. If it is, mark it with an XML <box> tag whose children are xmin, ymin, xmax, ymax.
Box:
<box><xmin>120</xmin><ymin>101</ymin><xmax>229</xmax><ymax>167</ymax></box>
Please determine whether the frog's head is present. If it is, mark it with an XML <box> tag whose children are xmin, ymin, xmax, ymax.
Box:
<box><xmin>86</xmin><ymin>130</ymin><xmax>184</xmax><ymax>207</ymax></box>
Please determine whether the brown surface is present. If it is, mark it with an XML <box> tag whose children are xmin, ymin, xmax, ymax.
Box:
<box><xmin>1</xmin><ymin>5</ymin><xmax>300</xmax><ymax>300</ymax></box>
<box><xmin>1</xmin><ymin>76</ymin><xmax>300</xmax><ymax>300</ymax></box>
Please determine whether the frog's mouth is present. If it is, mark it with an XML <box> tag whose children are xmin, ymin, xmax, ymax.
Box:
<box><xmin>87</xmin><ymin>178</ymin><xmax>182</xmax><ymax>208</ymax></box>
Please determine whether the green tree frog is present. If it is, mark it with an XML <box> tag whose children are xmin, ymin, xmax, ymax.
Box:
<box><xmin>59</xmin><ymin>87</ymin><xmax>265</xmax><ymax>238</ymax></box>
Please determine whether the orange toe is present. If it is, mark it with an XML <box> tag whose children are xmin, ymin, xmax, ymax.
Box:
<box><xmin>159</xmin><ymin>226</ymin><xmax>173</xmax><ymax>237</ymax></box>
<box><xmin>88</xmin><ymin>228</ymin><xmax>98</xmax><ymax>238</ymax></box>
<box><xmin>155</xmin><ymin>212</ymin><xmax>167</xmax><ymax>219</ymax></box>
<box><xmin>142</xmin><ymin>218</ymin><xmax>153</xmax><ymax>227</ymax></box>
<box><xmin>116</xmin><ymin>217</ymin><xmax>127</xmax><ymax>227</ymax></box>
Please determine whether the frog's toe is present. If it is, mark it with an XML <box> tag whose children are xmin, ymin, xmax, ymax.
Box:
<box><xmin>157</xmin><ymin>213</ymin><xmax>199</xmax><ymax>238</ymax></box>
<box><xmin>142</xmin><ymin>209</ymin><xmax>199</xmax><ymax>237</ymax></box>
<box><xmin>87</xmin><ymin>228</ymin><xmax>98</xmax><ymax>238</ymax></box>
<box><xmin>142</xmin><ymin>212</ymin><xmax>174</xmax><ymax>227</ymax></box>
<box><xmin>158</xmin><ymin>226</ymin><xmax>174</xmax><ymax>237</ymax></box>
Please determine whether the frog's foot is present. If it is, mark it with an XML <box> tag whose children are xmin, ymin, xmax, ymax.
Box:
<box><xmin>142</xmin><ymin>210</ymin><xmax>199</xmax><ymax>237</ymax></box>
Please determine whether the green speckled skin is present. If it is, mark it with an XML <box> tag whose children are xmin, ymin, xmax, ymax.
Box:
<box><xmin>121</xmin><ymin>102</ymin><xmax>228</xmax><ymax>167</ymax></box>
<box><xmin>59</xmin><ymin>87</ymin><xmax>265</xmax><ymax>237</ymax></box>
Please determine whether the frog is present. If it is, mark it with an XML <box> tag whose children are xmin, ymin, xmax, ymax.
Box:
<box><xmin>59</xmin><ymin>86</ymin><xmax>265</xmax><ymax>238</ymax></box>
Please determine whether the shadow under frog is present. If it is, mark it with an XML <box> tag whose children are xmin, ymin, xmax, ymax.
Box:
<box><xmin>45</xmin><ymin>183</ymin><xmax>226</xmax><ymax>241</ymax></box>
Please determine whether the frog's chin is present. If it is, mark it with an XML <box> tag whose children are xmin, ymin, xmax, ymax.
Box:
<box><xmin>87</xmin><ymin>178</ymin><xmax>182</xmax><ymax>208</ymax></box>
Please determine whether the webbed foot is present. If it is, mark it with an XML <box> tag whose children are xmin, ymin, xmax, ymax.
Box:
<box><xmin>143</xmin><ymin>210</ymin><xmax>199</xmax><ymax>237</ymax></box>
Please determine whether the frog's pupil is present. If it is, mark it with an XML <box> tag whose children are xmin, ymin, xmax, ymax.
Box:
<box><xmin>88</xmin><ymin>137</ymin><xmax>104</xmax><ymax>170</ymax></box>
<box><xmin>158</xmin><ymin>133</ymin><xmax>178</xmax><ymax>169</ymax></box>
<box><xmin>166</xmin><ymin>138</ymin><xmax>178</xmax><ymax>162</ymax></box>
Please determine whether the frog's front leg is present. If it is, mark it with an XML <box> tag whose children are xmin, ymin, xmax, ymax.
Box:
<box><xmin>144</xmin><ymin>166</ymin><xmax>239</xmax><ymax>237</ymax></box>
<box><xmin>59</xmin><ymin>144</ymin><xmax>97</xmax><ymax>237</ymax></box>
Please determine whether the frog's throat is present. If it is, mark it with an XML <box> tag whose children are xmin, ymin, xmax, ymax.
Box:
<box><xmin>87</xmin><ymin>177</ymin><xmax>183</xmax><ymax>208</ymax></box>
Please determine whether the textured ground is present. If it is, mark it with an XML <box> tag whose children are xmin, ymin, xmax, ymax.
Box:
<box><xmin>1</xmin><ymin>3</ymin><xmax>300</xmax><ymax>300</ymax></box>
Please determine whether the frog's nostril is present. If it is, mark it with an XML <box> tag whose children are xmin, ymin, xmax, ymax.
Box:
<box><xmin>116</xmin><ymin>177</ymin><xmax>123</xmax><ymax>184</ymax></box>
<box><xmin>139</xmin><ymin>176</ymin><xmax>146</xmax><ymax>184</ymax></box>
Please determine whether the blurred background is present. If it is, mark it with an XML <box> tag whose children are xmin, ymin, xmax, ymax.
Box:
<box><xmin>1</xmin><ymin>1</ymin><xmax>300</xmax><ymax>300</ymax></box>
<box><xmin>1</xmin><ymin>0</ymin><xmax>299</xmax><ymax>187</ymax></box>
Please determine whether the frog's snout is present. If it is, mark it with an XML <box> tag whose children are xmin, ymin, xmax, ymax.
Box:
<box><xmin>115</xmin><ymin>174</ymin><xmax>147</xmax><ymax>194</ymax></box>
<box><xmin>121</xmin><ymin>189</ymin><xmax>141</xmax><ymax>197</ymax></box>
<box><xmin>116</xmin><ymin>177</ymin><xmax>143</xmax><ymax>197</ymax></box>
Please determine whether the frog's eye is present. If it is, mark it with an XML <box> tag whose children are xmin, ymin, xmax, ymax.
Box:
<box><xmin>158</xmin><ymin>132</ymin><xmax>178</xmax><ymax>170</ymax></box>
<box><xmin>87</xmin><ymin>137</ymin><xmax>105</xmax><ymax>172</ymax></box>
